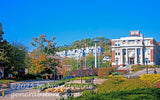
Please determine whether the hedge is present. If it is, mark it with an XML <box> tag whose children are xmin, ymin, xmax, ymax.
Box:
<box><xmin>63</xmin><ymin>71</ymin><xmax>70</xmax><ymax>78</ymax></box>
<box><xmin>97</xmin><ymin>78</ymin><xmax>153</xmax><ymax>94</ymax></box>
<box><xmin>98</xmin><ymin>67</ymin><xmax>116</xmax><ymax>77</ymax></box>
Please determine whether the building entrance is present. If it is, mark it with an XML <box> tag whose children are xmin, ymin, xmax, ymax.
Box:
<box><xmin>129</xmin><ymin>58</ymin><xmax>134</xmax><ymax>64</ymax></box>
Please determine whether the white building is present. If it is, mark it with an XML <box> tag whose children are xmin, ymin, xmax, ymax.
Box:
<box><xmin>112</xmin><ymin>30</ymin><xmax>160</xmax><ymax>68</ymax></box>
<box><xmin>103</xmin><ymin>56</ymin><xmax>112</xmax><ymax>61</ymax></box>
<box><xmin>56</xmin><ymin>46</ymin><xmax>103</xmax><ymax>59</ymax></box>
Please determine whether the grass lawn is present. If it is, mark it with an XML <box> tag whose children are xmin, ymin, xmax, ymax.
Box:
<box><xmin>0</xmin><ymin>79</ymin><xmax>15</xmax><ymax>84</ymax></box>
<box><xmin>67</xmin><ymin>88</ymin><xmax>160</xmax><ymax>100</ymax></box>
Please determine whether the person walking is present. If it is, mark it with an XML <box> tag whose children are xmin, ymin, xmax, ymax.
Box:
<box><xmin>154</xmin><ymin>68</ymin><xmax>157</xmax><ymax>74</ymax></box>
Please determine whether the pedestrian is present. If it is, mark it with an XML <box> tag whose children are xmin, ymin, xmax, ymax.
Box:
<box><xmin>154</xmin><ymin>68</ymin><xmax>157</xmax><ymax>74</ymax></box>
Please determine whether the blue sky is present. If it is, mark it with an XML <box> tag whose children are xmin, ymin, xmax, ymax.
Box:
<box><xmin>0</xmin><ymin>0</ymin><xmax>160</xmax><ymax>51</ymax></box>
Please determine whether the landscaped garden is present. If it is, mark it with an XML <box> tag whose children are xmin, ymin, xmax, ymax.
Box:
<box><xmin>65</xmin><ymin>73</ymin><xmax>160</xmax><ymax>100</ymax></box>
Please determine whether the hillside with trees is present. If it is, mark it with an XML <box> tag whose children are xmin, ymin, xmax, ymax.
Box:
<box><xmin>58</xmin><ymin>37</ymin><xmax>112</xmax><ymax>71</ymax></box>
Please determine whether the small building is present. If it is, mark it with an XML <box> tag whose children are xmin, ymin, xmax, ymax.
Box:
<box><xmin>103</xmin><ymin>56</ymin><xmax>112</xmax><ymax>62</ymax></box>
<box><xmin>112</xmin><ymin>30</ymin><xmax>160</xmax><ymax>68</ymax></box>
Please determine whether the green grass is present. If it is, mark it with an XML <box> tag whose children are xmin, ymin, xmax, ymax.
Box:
<box><xmin>0</xmin><ymin>79</ymin><xmax>15</xmax><ymax>84</ymax></box>
<box><xmin>67</xmin><ymin>88</ymin><xmax>160</xmax><ymax>100</ymax></box>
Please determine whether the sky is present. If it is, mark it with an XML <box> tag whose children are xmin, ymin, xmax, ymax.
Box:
<box><xmin>0</xmin><ymin>0</ymin><xmax>160</xmax><ymax>51</ymax></box>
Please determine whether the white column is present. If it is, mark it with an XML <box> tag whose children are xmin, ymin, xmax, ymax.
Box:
<box><xmin>126</xmin><ymin>48</ymin><xmax>128</xmax><ymax>65</ymax></box>
<box><xmin>95</xmin><ymin>43</ymin><xmax>97</xmax><ymax>68</ymax></box>
<box><xmin>135</xmin><ymin>48</ymin><xmax>138</xmax><ymax>64</ymax></box>
<box><xmin>120</xmin><ymin>49</ymin><xmax>123</xmax><ymax>66</ymax></box>
<box><xmin>141</xmin><ymin>48</ymin><xmax>144</xmax><ymax>65</ymax></box>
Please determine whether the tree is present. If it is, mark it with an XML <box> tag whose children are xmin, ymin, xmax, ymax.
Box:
<box><xmin>86</xmin><ymin>53</ymin><xmax>95</xmax><ymax>68</ymax></box>
<box><xmin>0</xmin><ymin>23</ymin><xmax>28</xmax><ymax>78</ymax></box>
<box><xmin>30</xmin><ymin>34</ymin><xmax>58</xmax><ymax>75</ymax></box>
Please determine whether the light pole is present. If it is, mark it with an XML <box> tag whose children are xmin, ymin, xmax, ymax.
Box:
<box><xmin>145</xmin><ymin>58</ymin><xmax>148</xmax><ymax>74</ymax></box>
<box><xmin>81</xmin><ymin>60</ymin><xmax>83</xmax><ymax>84</ymax></box>
<box><xmin>91</xmin><ymin>61</ymin><xmax>94</xmax><ymax>95</ymax></box>
<box><xmin>115</xmin><ymin>57</ymin><xmax>118</xmax><ymax>75</ymax></box>
<box><xmin>84</xmin><ymin>44</ymin><xmax>87</xmax><ymax>70</ymax></box>
<box><xmin>93</xmin><ymin>38</ymin><xmax>99</xmax><ymax>68</ymax></box>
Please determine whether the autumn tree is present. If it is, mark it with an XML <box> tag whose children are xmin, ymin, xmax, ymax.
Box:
<box><xmin>30</xmin><ymin>34</ymin><xmax>58</xmax><ymax>75</ymax></box>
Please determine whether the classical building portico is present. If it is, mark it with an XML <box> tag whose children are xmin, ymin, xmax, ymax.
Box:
<box><xmin>112</xmin><ymin>30</ymin><xmax>160</xmax><ymax>69</ymax></box>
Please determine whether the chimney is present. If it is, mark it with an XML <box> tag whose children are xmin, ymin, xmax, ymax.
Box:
<box><xmin>130</xmin><ymin>30</ymin><xmax>140</xmax><ymax>36</ymax></box>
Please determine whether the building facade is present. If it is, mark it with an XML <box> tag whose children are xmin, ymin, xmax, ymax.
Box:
<box><xmin>56</xmin><ymin>46</ymin><xmax>104</xmax><ymax>59</ymax></box>
<box><xmin>112</xmin><ymin>30</ymin><xmax>160</xmax><ymax>68</ymax></box>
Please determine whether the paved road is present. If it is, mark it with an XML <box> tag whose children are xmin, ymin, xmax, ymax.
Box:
<box><xmin>123</xmin><ymin>68</ymin><xmax>160</xmax><ymax>78</ymax></box>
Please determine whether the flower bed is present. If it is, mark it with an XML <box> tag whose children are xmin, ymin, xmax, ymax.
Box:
<box><xmin>140</xmin><ymin>73</ymin><xmax>160</xmax><ymax>86</ymax></box>
<box><xmin>43</xmin><ymin>86</ymin><xmax>94</xmax><ymax>93</ymax></box>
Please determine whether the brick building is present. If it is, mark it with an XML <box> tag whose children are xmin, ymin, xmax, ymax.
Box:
<box><xmin>112</xmin><ymin>30</ymin><xmax>160</xmax><ymax>69</ymax></box>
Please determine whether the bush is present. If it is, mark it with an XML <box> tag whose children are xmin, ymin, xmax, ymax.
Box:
<box><xmin>63</xmin><ymin>71</ymin><xmax>70</xmax><ymax>78</ymax></box>
<box><xmin>156</xmin><ymin>81</ymin><xmax>160</xmax><ymax>88</ymax></box>
<box><xmin>98</xmin><ymin>67</ymin><xmax>116</xmax><ymax>77</ymax></box>
<box><xmin>153</xmin><ymin>65</ymin><xmax>160</xmax><ymax>68</ymax></box>
<box><xmin>82</xmin><ymin>90</ymin><xmax>95</xmax><ymax>96</ymax></box>
<box><xmin>140</xmin><ymin>73</ymin><xmax>160</xmax><ymax>86</ymax></box>
<box><xmin>74</xmin><ymin>77</ymin><xmax>91</xmax><ymax>80</ymax></box>
<box><xmin>97</xmin><ymin>78</ymin><xmax>153</xmax><ymax>94</ymax></box>
<box><xmin>111</xmin><ymin>72</ymin><xmax>123</xmax><ymax>75</ymax></box>
<box><xmin>68</xmin><ymin>88</ymin><xmax>160</xmax><ymax>100</ymax></box>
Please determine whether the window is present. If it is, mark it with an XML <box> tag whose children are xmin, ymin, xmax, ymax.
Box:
<box><xmin>137</xmin><ymin>40</ymin><xmax>141</xmax><ymax>44</ymax></box>
<box><xmin>115</xmin><ymin>49</ymin><xmax>120</xmax><ymax>55</ymax></box>
<box><xmin>145</xmin><ymin>48</ymin><xmax>147</xmax><ymax>55</ymax></box>
<box><xmin>145</xmin><ymin>58</ymin><xmax>151</xmax><ymax>63</ymax></box>
<box><xmin>144</xmin><ymin>40</ymin><xmax>150</xmax><ymax>45</ymax></box>
<box><xmin>123</xmin><ymin>49</ymin><xmax>126</xmax><ymax>55</ymax></box>
<box><xmin>138</xmin><ymin>58</ymin><xmax>141</xmax><ymax>63</ymax></box>
<box><xmin>115</xmin><ymin>41</ymin><xmax>117</xmax><ymax>46</ymax></box>
<box><xmin>128</xmin><ymin>40</ymin><xmax>135</xmax><ymax>44</ymax></box>
<box><xmin>115</xmin><ymin>41</ymin><xmax>120</xmax><ymax>46</ymax></box>
<box><xmin>148</xmin><ymin>48</ymin><xmax>150</xmax><ymax>55</ymax></box>
<box><xmin>122</xmin><ymin>40</ymin><xmax>126</xmax><ymax>44</ymax></box>
<box><xmin>118</xmin><ymin>49</ymin><xmax>120</xmax><ymax>55</ymax></box>
<box><xmin>138</xmin><ymin>49</ymin><xmax>141</xmax><ymax>55</ymax></box>
<box><xmin>148</xmin><ymin>58</ymin><xmax>151</xmax><ymax>63</ymax></box>
<box><xmin>124</xmin><ymin>57</ymin><xmax>126</xmax><ymax>63</ymax></box>
<box><xmin>115</xmin><ymin>49</ymin><xmax>117</xmax><ymax>55</ymax></box>
<box><xmin>118</xmin><ymin>41</ymin><xmax>120</xmax><ymax>46</ymax></box>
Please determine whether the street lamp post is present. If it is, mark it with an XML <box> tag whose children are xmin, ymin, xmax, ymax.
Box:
<box><xmin>81</xmin><ymin>60</ymin><xmax>83</xmax><ymax>84</ymax></box>
<box><xmin>93</xmin><ymin>38</ymin><xmax>99</xmax><ymax>68</ymax></box>
<box><xmin>145</xmin><ymin>58</ymin><xmax>148</xmax><ymax>74</ymax></box>
<box><xmin>115</xmin><ymin>57</ymin><xmax>118</xmax><ymax>75</ymax></box>
<box><xmin>91</xmin><ymin>61</ymin><xmax>94</xmax><ymax>95</ymax></box>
